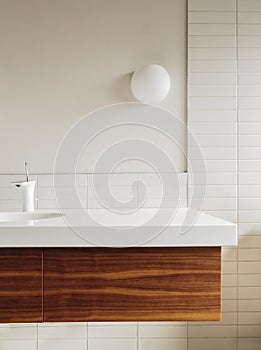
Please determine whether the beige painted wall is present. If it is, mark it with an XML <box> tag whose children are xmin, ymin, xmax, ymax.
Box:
<box><xmin>0</xmin><ymin>0</ymin><xmax>186</xmax><ymax>174</ymax></box>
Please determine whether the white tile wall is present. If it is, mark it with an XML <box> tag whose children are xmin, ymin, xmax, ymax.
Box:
<box><xmin>187</xmin><ymin>1</ymin><xmax>261</xmax><ymax>350</ymax></box>
<box><xmin>187</xmin><ymin>0</ymin><xmax>237</xmax><ymax>255</ymax></box>
<box><xmin>0</xmin><ymin>172</ymin><xmax>186</xmax><ymax>213</ymax></box>
<box><xmin>238</xmin><ymin>1</ymin><xmax>261</xmax><ymax>346</ymax></box>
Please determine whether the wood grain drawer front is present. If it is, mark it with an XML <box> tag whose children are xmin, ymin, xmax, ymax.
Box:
<box><xmin>44</xmin><ymin>247</ymin><xmax>221</xmax><ymax>322</ymax></box>
<box><xmin>0</xmin><ymin>249</ymin><xmax>43</xmax><ymax>323</ymax></box>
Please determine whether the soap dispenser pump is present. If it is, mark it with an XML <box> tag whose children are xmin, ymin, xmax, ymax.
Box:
<box><xmin>13</xmin><ymin>162</ymin><xmax>36</xmax><ymax>212</ymax></box>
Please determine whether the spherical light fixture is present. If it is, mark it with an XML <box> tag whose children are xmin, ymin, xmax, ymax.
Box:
<box><xmin>131</xmin><ymin>64</ymin><xmax>171</xmax><ymax>104</ymax></box>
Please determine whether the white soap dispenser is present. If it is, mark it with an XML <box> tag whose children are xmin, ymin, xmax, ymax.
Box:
<box><xmin>13</xmin><ymin>162</ymin><xmax>36</xmax><ymax>212</ymax></box>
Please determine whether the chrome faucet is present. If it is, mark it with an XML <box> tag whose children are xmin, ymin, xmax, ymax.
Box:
<box><xmin>13</xmin><ymin>162</ymin><xmax>36</xmax><ymax>212</ymax></box>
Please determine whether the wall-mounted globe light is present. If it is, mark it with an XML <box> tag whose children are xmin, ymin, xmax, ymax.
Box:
<box><xmin>131</xmin><ymin>64</ymin><xmax>171</xmax><ymax>104</ymax></box>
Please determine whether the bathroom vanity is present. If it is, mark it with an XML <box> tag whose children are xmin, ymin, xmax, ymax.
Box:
<box><xmin>0</xmin><ymin>208</ymin><xmax>237</xmax><ymax>323</ymax></box>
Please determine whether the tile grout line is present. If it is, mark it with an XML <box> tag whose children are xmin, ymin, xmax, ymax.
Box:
<box><xmin>137</xmin><ymin>322</ymin><xmax>139</xmax><ymax>350</ymax></box>
<box><xmin>186</xmin><ymin>2</ymin><xmax>189</xmax><ymax>349</ymax></box>
<box><xmin>36</xmin><ymin>323</ymin><xmax>39</xmax><ymax>350</ymax></box>
<box><xmin>235</xmin><ymin>1</ymin><xmax>239</xmax><ymax>350</ymax></box>
<box><xmin>86</xmin><ymin>174</ymin><xmax>88</xmax><ymax>210</ymax></box>
<box><xmin>86</xmin><ymin>322</ymin><xmax>88</xmax><ymax>350</ymax></box>
<box><xmin>185</xmin><ymin>0</ymin><xmax>189</xmax><ymax>177</ymax></box>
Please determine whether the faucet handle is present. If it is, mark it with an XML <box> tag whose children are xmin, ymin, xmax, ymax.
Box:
<box><xmin>24</xmin><ymin>162</ymin><xmax>29</xmax><ymax>182</ymax></box>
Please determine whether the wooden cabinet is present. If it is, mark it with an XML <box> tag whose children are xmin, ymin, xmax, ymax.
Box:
<box><xmin>0</xmin><ymin>249</ymin><xmax>42</xmax><ymax>323</ymax></box>
<box><xmin>0</xmin><ymin>247</ymin><xmax>221</xmax><ymax>323</ymax></box>
<box><xmin>43</xmin><ymin>247</ymin><xmax>221</xmax><ymax>322</ymax></box>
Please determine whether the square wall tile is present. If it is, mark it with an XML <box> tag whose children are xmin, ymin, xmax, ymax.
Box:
<box><xmin>222</xmin><ymin>286</ymin><xmax>237</xmax><ymax>300</ymax></box>
<box><xmin>0</xmin><ymin>341</ymin><xmax>36</xmax><ymax>350</ymax></box>
<box><xmin>37</xmin><ymin>174</ymin><xmax>86</xmax><ymax>187</ymax></box>
<box><xmin>37</xmin><ymin>187</ymin><xmax>86</xmax><ymax>201</ymax></box>
<box><xmin>238</xmin><ymin>286</ymin><xmax>261</xmax><ymax>299</ymax></box>
<box><xmin>238</xmin><ymin>338</ymin><xmax>261</xmax><ymax>350</ymax></box>
<box><xmin>222</xmin><ymin>300</ymin><xmax>237</xmax><ymax>312</ymax></box>
<box><xmin>88</xmin><ymin>339</ymin><xmax>136</xmax><ymax>350</ymax></box>
<box><xmin>39</xmin><ymin>339</ymin><xmax>86</xmax><ymax>350</ymax></box>
<box><xmin>238</xmin><ymin>274</ymin><xmax>261</xmax><ymax>286</ymax></box>
<box><xmin>189</xmin><ymin>12</ymin><xmax>236</xmax><ymax>24</ymax></box>
<box><xmin>239</xmin><ymin>262</ymin><xmax>261</xmax><ymax>274</ymax></box>
<box><xmin>222</xmin><ymin>247</ymin><xmax>237</xmax><ymax>261</ymax></box>
<box><xmin>238</xmin><ymin>236</ymin><xmax>261</xmax><ymax>248</ymax></box>
<box><xmin>139</xmin><ymin>339</ymin><xmax>187</xmax><ymax>350</ymax></box>
<box><xmin>238</xmin><ymin>325</ymin><xmax>261</xmax><ymax>338</ymax></box>
<box><xmin>238</xmin><ymin>248</ymin><xmax>261</xmax><ymax>261</ymax></box>
<box><xmin>188</xmin><ymin>338</ymin><xmax>237</xmax><ymax>350</ymax></box>
<box><xmin>0</xmin><ymin>326</ymin><xmax>36</xmax><ymax>340</ymax></box>
<box><xmin>222</xmin><ymin>261</ymin><xmax>237</xmax><ymax>274</ymax></box>
<box><xmin>238</xmin><ymin>0</ymin><xmax>261</xmax><ymax>11</ymax></box>
<box><xmin>188</xmin><ymin>325</ymin><xmax>237</xmax><ymax>338</ymax></box>
<box><xmin>88</xmin><ymin>324</ymin><xmax>137</xmax><ymax>339</ymax></box>
<box><xmin>139</xmin><ymin>325</ymin><xmax>187</xmax><ymax>338</ymax></box>
<box><xmin>189</xmin><ymin>0</ymin><xmax>236</xmax><ymax>11</ymax></box>
<box><xmin>222</xmin><ymin>274</ymin><xmax>237</xmax><ymax>287</ymax></box>
<box><xmin>38</xmin><ymin>324</ymin><xmax>86</xmax><ymax>339</ymax></box>
<box><xmin>239</xmin><ymin>300</ymin><xmax>261</xmax><ymax>312</ymax></box>
<box><xmin>239</xmin><ymin>312</ymin><xmax>261</xmax><ymax>325</ymax></box>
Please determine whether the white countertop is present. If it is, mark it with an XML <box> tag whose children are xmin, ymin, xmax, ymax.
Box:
<box><xmin>0</xmin><ymin>208</ymin><xmax>237</xmax><ymax>247</ymax></box>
